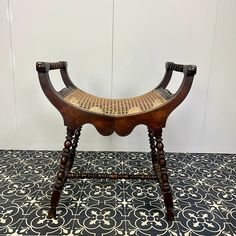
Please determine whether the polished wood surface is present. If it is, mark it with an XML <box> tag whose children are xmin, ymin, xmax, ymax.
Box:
<box><xmin>36</xmin><ymin>61</ymin><xmax>196</xmax><ymax>136</ymax></box>
<box><xmin>36</xmin><ymin>61</ymin><xmax>196</xmax><ymax>220</ymax></box>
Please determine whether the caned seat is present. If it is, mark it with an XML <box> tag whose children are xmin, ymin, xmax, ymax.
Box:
<box><xmin>63</xmin><ymin>88</ymin><xmax>170</xmax><ymax>116</ymax></box>
<box><xmin>36</xmin><ymin>61</ymin><xmax>196</xmax><ymax>220</ymax></box>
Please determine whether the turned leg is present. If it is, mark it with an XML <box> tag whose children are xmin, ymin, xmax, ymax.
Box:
<box><xmin>153</xmin><ymin>128</ymin><xmax>174</xmax><ymax>220</ymax></box>
<box><xmin>48</xmin><ymin>127</ymin><xmax>75</xmax><ymax>219</ymax></box>
<box><xmin>148</xmin><ymin>128</ymin><xmax>161</xmax><ymax>181</ymax></box>
<box><xmin>68</xmin><ymin>127</ymin><xmax>82</xmax><ymax>171</ymax></box>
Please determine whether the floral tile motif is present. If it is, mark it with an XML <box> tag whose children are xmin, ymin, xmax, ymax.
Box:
<box><xmin>0</xmin><ymin>201</ymin><xmax>26</xmax><ymax>235</ymax></box>
<box><xmin>0</xmin><ymin>178</ymin><xmax>43</xmax><ymax>203</ymax></box>
<box><xmin>124</xmin><ymin>204</ymin><xmax>178</xmax><ymax>236</ymax></box>
<box><xmin>226</xmin><ymin>205</ymin><xmax>236</xmax><ymax>231</ymax></box>
<box><xmin>172</xmin><ymin>179</ymin><xmax>214</xmax><ymax>206</ymax></box>
<box><xmin>86</xmin><ymin>151</ymin><xmax>124</xmax><ymax>174</ymax></box>
<box><xmin>82</xmin><ymin>179</ymin><xmax>124</xmax><ymax>204</ymax></box>
<box><xmin>0</xmin><ymin>150</ymin><xmax>235</xmax><ymax>235</ymax></box>
<box><xmin>16</xmin><ymin>201</ymin><xmax>79</xmax><ymax>236</ymax></box>
<box><xmin>176</xmin><ymin>204</ymin><xmax>233</xmax><ymax>236</ymax></box>
<box><xmin>73</xmin><ymin>202</ymin><xmax>126</xmax><ymax>236</ymax></box>
<box><xmin>36</xmin><ymin>178</ymin><xmax>85</xmax><ymax>204</ymax></box>
<box><xmin>207</xmin><ymin>183</ymin><xmax>236</xmax><ymax>206</ymax></box>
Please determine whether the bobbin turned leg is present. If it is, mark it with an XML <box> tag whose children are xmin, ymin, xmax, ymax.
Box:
<box><xmin>148</xmin><ymin>128</ymin><xmax>161</xmax><ymax>181</ymax></box>
<box><xmin>68</xmin><ymin>127</ymin><xmax>82</xmax><ymax>171</ymax></box>
<box><xmin>152</xmin><ymin>128</ymin><xmax>174</xmax><ymax>220</ymax></box>
<box><xmin>48</xmin><ymin>127</ymin><xmax>75</xmax><ymax>219</ymax></box>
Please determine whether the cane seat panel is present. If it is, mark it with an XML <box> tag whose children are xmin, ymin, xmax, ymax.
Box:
<box><xmin>63</xmin><ymin>88</ymin><xmax>169</xmax><ymax>116</ymax></box>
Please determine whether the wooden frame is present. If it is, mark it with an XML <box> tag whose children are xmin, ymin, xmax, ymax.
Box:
<box><xmin>36</xmin><ymin>61</ymin><xmax>196</xmax><ymax>220</ymax></box>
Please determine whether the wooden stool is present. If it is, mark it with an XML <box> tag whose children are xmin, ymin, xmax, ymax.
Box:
<box><xmin>36</xmin><ymin>61</ymin><xmax>196</xmax><ymax>220</ymax></box>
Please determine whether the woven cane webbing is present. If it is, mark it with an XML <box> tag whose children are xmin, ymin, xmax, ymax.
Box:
<box><xmin>64</xmin><ymin>89</ymin><xmax>167</xmax><ymax>116</ymax></box>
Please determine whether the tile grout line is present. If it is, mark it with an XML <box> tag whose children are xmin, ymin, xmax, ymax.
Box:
<box><xmin>121</xmin><ymin>152</ymin><xmax>129</xmax><ymax>234</ymax></box>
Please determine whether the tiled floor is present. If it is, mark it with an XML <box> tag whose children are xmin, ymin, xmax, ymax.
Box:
<box><xmin>0</xmin><ymin>150</ymin><xmax>235</xmax><ymax>235</ymax></box>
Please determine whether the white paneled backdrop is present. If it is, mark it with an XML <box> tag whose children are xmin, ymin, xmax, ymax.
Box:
<box><xmin>0</xmin><ymin>0</ymin><xmax>235</xmax><ymax>153</ymax></box>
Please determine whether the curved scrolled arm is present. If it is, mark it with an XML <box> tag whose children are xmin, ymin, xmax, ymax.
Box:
<box><xmin>162</xmin><ymin>62</ymin><xmax>197</xmax><ymax>112</ymax></box>
<box><xmin>166</xmin><ymin>62</ymin><xmax>197</xmax><ymax>76</ymax></box>
<box><xmin>36</xmin><ymin>62</ymin><xmax>64</xmax><ymax>111</ymax></box>
<box><xmin>36</xmin><ymin>61</ymin><xmax>67</xmax><ymax>72</ymax></box>
<box><xmin>36</xmin><ymin>60</ymin><xmax>197</xmax><ymax>135</ymax></box>
<box><xmin>36</xmin><ymin>61</ymin><xmax>78</xmax><ymax>113</ymax></box>
<box><xmin>36</xmin><ymin>61</ymin><xmax>77</xmax><ymax>89</ymax></box>
<box><xmin>156</xmin><ymin>62</ymin><xmax>197</xmax><ymax>89</ymax></box>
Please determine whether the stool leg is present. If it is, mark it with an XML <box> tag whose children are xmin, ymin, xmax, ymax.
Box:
<box><xmin>68</xmin><ymin>127</ymin><xmax>82</xmax><ymax>171</ymax></box>
<box><xmin>152</xmin><ymin>128</ymin><xmax>174</xmax><ymax>220</ymax></box>
<box><xmin>48</xmin><ymin>127</ymin><xmax>75</xmax><ymax>219</ymax></box>
<box><xmin>148</xmin><ymin>128</ymin><xmax>161</xmax><ymax>180</ymax></box>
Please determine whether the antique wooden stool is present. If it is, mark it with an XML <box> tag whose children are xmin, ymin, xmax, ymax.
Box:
<box><xmin>36</xmin><ymin>61</ymin><xmax>196</xmax><ymax>220</ymax></box>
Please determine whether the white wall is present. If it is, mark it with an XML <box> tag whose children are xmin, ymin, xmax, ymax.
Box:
<box><xmin>0</xmin><ymin>0</ymin><xmax>235</xmax><ymax>153</ymax></box>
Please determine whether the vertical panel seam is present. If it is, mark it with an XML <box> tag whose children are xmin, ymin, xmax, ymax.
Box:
<box><xmin>201</xmin><ymin>0</ymin><xmax>220</xmax><ymax>152</ymax></box>
<box><xmin>7</xmin><ymin>0</ymin><xmax>18</xmax><ymax>130</ymax></box>
<box><xmin>110</xmin><ymin>0</ymin><xmax>115</xmax><ymax>99</ymax></box>
<box><xmin>109</xmin><ymin>0</ymin><xmax>115</xmax><ymax>150</ymax></box>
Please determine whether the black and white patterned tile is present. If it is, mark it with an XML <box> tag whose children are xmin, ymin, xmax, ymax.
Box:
<box><xmin>0</xmin><ymin>150</ymin><xmax>235</xmax><ymax>235</ymax></box>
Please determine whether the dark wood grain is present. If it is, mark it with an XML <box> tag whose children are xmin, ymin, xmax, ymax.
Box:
<box><xmin>48</xmin><ymin>127</ymin><xmax>75</xmax><ymax>219</ymax></box>
<box><xmin>68</xmin><ymin>127</ymin><xmax>82</xmax><ymax>171</ymax></box>
<box><xmin>36</xmin><ymin>61</ymin><xmax>196</xmax><ymax>136</ymax></box>
<box><xmin>36</xmin><ymin>61</ymin><xmax>196</xmax><ymax>220</ymax></box>
<box><xmin>154</xmin><ymin>128</ymin><xmax>174</xmax><ymax>220</ymax></box>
